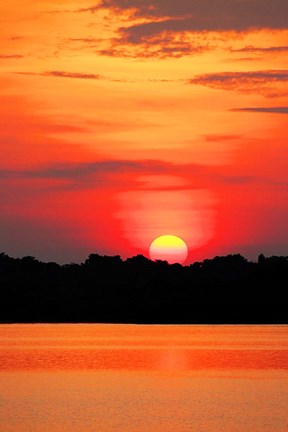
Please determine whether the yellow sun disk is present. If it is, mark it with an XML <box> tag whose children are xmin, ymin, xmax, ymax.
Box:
<box><xmin>149</xmin><ymin>235</ymin><xmax>188</xmax><ymax>264</ymax></box>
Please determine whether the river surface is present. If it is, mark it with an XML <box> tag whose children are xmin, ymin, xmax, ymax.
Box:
<box><xmin>0</xmin><ymin>324</ymin><xmax>287</xmax><ymax>432</ymax></box>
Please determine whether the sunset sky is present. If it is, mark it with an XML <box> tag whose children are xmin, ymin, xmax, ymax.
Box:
<box><xmin>1</xmin><ymin>0</ymin><xmax>288</xmax><ymax>264</ymax></box>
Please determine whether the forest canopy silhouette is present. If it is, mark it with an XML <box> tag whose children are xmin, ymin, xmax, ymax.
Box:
<box><xmin>0</xmin><ymin>252</ymin><xmax>287</xmax><ymax>323</ymax></box>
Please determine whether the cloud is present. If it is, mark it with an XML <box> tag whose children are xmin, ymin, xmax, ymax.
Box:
<box><xmin>189</xmin><ymin>70</ymin><xmax>288</xmax><ymax>97</ymax></box>
<box><xmin>0</xmin><ymin>160</ymin><xmax>168</xmax><ymax>181</ymax></box>
<box><xmin>0</xmin><ymin>54</ymin><xmax>24</xmax><ymax>59</ymax></box>
<box><xmin>75</xmin><ymin>1</ymin><xmax>288</xmax><ymax>59</ymax></box>
<box><xmin>231</xmin><ymin>107</ymin><xmax>288</xmax><ymax>114</ymax></box>
<box><xmin>35</xmin><ymin>160</ymin><xmax>169</xmax><ymax>178</ymax></box>
<box><xmin>14</xmin><ymin>70</ymin><xmax>131</xmax><ymax>83</ymax></box>
<box><xmin>222</xmin><ymin>175</ymin><xmax>256</xmax><ymax>185</ymax></box>
<box><xmin>227</xmin><ymin>57</ymin><xmax>262</xmax><ymax>63</ymax></box>
<box><xmin>15</xmin><ymin>70</ymin><xmax>103</xmax><ymax>80</ymax></box>
<box><xmin>42</xmin><ymin>71</ymin><xmax>103</xmax><ymax>80</ymax></box>
<box><xmin>14</xmin><ymin>70</ymin><xmax>176</xmax><ymax>84</ymax></box>
<box><xmin>98</xmin><ymin>37</ymin><xmax>207</xmax><ymax>59</ymax></box>
<box><xmin>0</xmin><ymin>160</ymin><xmax>173</xmax><ymax>192</ymax></box>
<box><xmin>230</xmin><ymin>45</ymin><xmax>288</xmax><ymax>54</ymax></box>
<box><xmin>204</xmin><ymin>134</ymin><xmax>242</xmax><ymax>142</ymax></box>
<box><xmin>90</xmin><ymin>0</ymin><xmax>288</xmax><ymax>25</ymax></box>
<box><xmin>42</xmin><ymin>9</ymin><xmax>72</xmax><ymax>14</ymax></box>
<box><xmin>97</xmin><ymin>0</ymin><xmax>288</xmax><ymax>38</ymax></box>
<box><xmin>0</xmin><ymin>159</ymin><xmax>260</xmax><ymax>191</ymax></box>
<box><xmin>76</xmin><ymin>5</ymin><xmax>100</xmax><ymax>13</ymax></box>
<box><xmin>64</xmin><ymin>37</ymin><xmax>100</xmax><ymax>44</ymax></box>
<box><xmin>9</xmin><ymin>36</ymin><xmax>24</xmax><ymax>41</ymax></box>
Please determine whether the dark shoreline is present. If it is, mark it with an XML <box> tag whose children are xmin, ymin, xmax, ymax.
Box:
<box><xmin>1</xmin><ymin>252</ymin><xmax>287</xmax><ymax>324</ymax></box>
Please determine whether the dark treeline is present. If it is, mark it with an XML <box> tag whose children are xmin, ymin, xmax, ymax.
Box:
<box><xmin>0</xmin><ymin>252</ymin><xmax>287</xmax><ymax>323</ymax></box>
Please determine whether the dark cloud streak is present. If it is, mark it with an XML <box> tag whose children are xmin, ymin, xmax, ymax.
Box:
<box><xmin>14</xmin><ymin>71</ymin><xmax>128</xmax><ymax>82</ymax></box>
<box><xmin>204</xmin><ymin>134</ymin><xmax>242</xmax><ymax>142</ymax></box>
<box><xmin>14</xmin><ymin>71</ymin><xmax>102</xmax><ymax>80</ymax></box>
<box><xmin>0</xmin><ymin>159</ymin><xmax>266</xmax><ymax>190</ymax></box>
<box><xmin>0</xmin><ymin>54</ymin><xmax>24</xmax><ymax>59</ymax></box>
<box><xmin>0</xmin><ymin>160</ymin><xmax>168</xmax><ymax>181</ymax></box>
<box><xmin>230</xmin><ymin>45</ymin><xmax>288</xmax><ymax>54</ymax></box>
<box><xmin>231</xmin><ymin>107</ymin><xmax>288</xmax><ymax>114</ymax></box>
<box><xmin>42</xmin><ymin>71</ymin><xmax>102</xmax><ymax>80</ymax></box>
<box><xmin>189</xmin><ymin>70</ymin><xmax>288</xmax><ymax>96</ymax></box>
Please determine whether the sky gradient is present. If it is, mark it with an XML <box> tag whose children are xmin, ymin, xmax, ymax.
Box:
<box><xmin>1</xmin><ymin>0</ymin><xmax>288</xmax><ymax>264</ymax></box>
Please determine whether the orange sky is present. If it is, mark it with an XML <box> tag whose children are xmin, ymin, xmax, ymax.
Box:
<box><xmin>1</xmin><ymin>0</ymin><xmax>288</xmax><ymax>263</ymax></box>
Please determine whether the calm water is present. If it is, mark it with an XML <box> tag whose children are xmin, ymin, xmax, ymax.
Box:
<box><xmin>0</xmin><ymin>325</ymin><xmax>287</xmax><ymax>432</ymax></box>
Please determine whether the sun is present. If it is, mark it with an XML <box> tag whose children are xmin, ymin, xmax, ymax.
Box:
<box><xmin>149</xmin><ymin>235</ymin><xmax>188</xmax><ymax>264</ymax></box>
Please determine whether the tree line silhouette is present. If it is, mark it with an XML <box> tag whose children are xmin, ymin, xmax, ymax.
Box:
<box><xmin>0</xmin><ymin>252</ymin><xmax>287</xmax><ymax>323</ymax></box>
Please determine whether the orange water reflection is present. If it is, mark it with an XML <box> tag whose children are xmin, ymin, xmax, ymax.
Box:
<box><xmin>1</xmin><ymin>325</ymin><xmax>288</xmax><ymax>432</ymax></box>
<box><xmin>0</xmin><ymin>325</ymin><xmax>287</xmax><ymax>372</ymax></box>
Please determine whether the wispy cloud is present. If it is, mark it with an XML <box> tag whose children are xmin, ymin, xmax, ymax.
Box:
<box><xmin>14</xmin><ymin>70</ymin><xmax>178</xmax><ymax>84</ymax></box>
<box><xmin>14</xmin><ymin>70</ymin><xmax>102</xmax><ymax>80</ymax></box>
<box><xmin>14</xmin><ymin>70</ymin><xmax>126</xmax><ymax>82</ymax></box>
<box><xmin>8</xmin><ymin>36</ymin><xmax>24</xmax><ymax>41</ymax></box>
<box><xmin>0</xmin><ymin>160</ymin><xmax>167</xmax><ymax>181</ymax></box>
<box><xmin>98</xmin><ymin>38</ymin><xmax>208</xmax><ymax>59</ymax></box>
<box><xmin>36</xmin><ymin>160</ymin><xmax>169</xmax><ymax>178</ymax></box>
<box><xmin>64</xmin><ymin>37</ymin><xmax>100</xmax><ymax>44</ymax></box>
<box><xmin>76</xmin><ymin>5</ymin><xmax>100</xmax><ymax>14</ymax></box>
<box><xmin>41</xmin><ymin>71</ymin><xmax>103</xmax><ymax>80</ymax></box>
<box><xmin>0</xmin><ymin>159</ymin><xmax>263</xmax><ymax>191</ymax></box>
<box><xmin>231</xmin><ymin>107</ymin><xmax>288</xmax><ymax>114</ymax></box>
<box><xmin>230</xmin><ymin>45</ymin><xmax>288</xmax><ymax>54</ymax></box>
<box><xmin>204</xmin><ymin>134</ymin><xmax>242</xmax><ymax>142</ymax></box>
<box><xmin>0</xmin><ymin>54</ymin><xmax>24</xmax><ymax>59</ymax></box>
<box><xmin>189</xmin><ymin>70</ymin><xmax>288</xmax><ymax>97</ymax></box>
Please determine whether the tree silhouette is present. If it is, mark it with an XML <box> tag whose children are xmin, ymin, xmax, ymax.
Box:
<box><xmin>0</xmin><ymin>251</ymin><xmax>287</xmax><ymax>323</ymax></box>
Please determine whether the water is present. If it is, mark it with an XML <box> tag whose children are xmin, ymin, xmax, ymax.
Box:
<box><xmin>0</xmin><ymin>324</ymin><xmax>287</xmax><ymax>432</ymax></box>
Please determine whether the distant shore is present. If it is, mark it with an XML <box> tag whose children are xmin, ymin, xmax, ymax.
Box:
<box><xmin>1</xmin><ymin>252</ymin><xmax>287</xmax><ymax>324</ymax></box>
